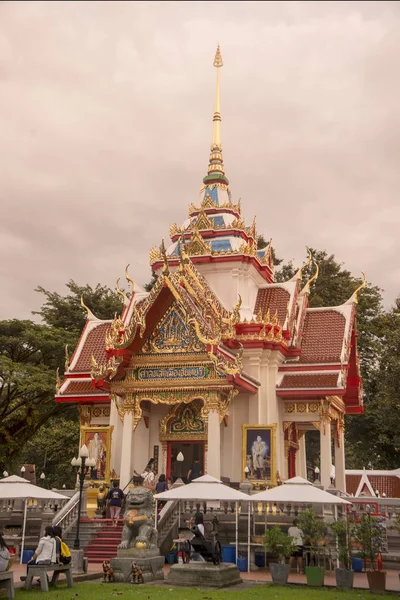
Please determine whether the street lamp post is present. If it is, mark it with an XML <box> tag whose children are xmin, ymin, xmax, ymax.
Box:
<box><xmin>20</xmin><ymin>466</ymin><xmax>26</xmax><ymax>478</ymax></box>
<box><xmin>2</xmin><ymin>471</ymin><xmax>8</xmax><ymax>478</ymax></box>
<box><xmin>40</xmin><ymin>473</ymin><xmax>46</xmax><ymax>487</ymax></box>
<box><xmin>244</xmin><ymin>466</ymin><xmax>250</xmax><ymax>479</ymax></box>
<box><xmin>176</xmin><ymin>452</ymin><xmax>184</xmax><ymax>480</ymax></box>
<box><xmin>314</xmin><ymin>466</ymin><xmax>320</xmax><ymax>483</ymax></box>
<box><xmin>71</xmin><ymin>445</ymin><xmax>95</xmax><ymax>549</ymax></box>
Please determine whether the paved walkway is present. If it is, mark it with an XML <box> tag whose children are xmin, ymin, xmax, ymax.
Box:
<box><xmin>9</xmin><ymin>561</ymin><xmax>400</xmax><ymax>593</ymax></box>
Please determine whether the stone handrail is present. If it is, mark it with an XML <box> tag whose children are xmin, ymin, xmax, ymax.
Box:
<box><xmin>52</xmin><ymin>491</ymin><xmax>80</xmax><ymax>534</ymax></box>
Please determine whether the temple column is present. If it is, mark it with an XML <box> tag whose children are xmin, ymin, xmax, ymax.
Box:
<box><xmin>207</xmin><ymin>407</ymin><xmax>221</xmax><ymax>479</ymax></box>
<box><xmin>334</xmin><ymin>425</ymin><xmax>346</xmax><ymax>492</ymax></box>
<box><xmin>120</xmin><ymin>411</ymin><xmax>134</xmax><ymax>489</ymax></box>
<box><xmin>296</xmin><ymin>433</ymin><xmax>307</xmax><ymax>479</ymax></box>
<box><xmin>320</xmin><ymin>420</ymin><xmax>332</xmax><ymax>489</ymax></box>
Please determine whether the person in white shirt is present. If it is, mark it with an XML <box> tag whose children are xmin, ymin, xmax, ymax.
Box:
<box><xmin>21</xmin><ymin>526</ymin><xmax>57</xmax><ymax>580</ymax></box>
<box><xmin>288</xmin><ymin>519</ymin><xmax>304</xmax><ymax>572</ymax></box>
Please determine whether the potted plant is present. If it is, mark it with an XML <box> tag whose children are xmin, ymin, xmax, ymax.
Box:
<box><xmin>352</xmin><ymin>513</ymin><xmax>386</xmax><ymax>594</ymax></box>
<box><xmin>263</xmin><ymin>526</ymin><xmax>296</xmax><ymax>585</ymax></box>
<box><xmin>330</xmin><ymin>518</ymin><xmax>354</xmax><ymax>589</ymax></box>
<box><xmin>297</xmin><ymin>508</ymin><xmax>326</xmax><ymax>587</ymax></box>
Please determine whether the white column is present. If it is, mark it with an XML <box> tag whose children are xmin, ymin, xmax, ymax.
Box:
<box><xmin>320</xmin><ymin>420</ymin><xmax>332</xmax><ymax>489</ymax></box>
<box><xmin>296</xmin><ymin>433</ymin><xmax>307</xmax><ymax>479</ymax></box>
<box><xmin>120</xmin><ymin>411</ymin><xmax>134</xmax><ymax>488</ymax></box>
<box><xmin>207</xmin><ymin>409</ymin><xmax>221</xmax><ymax>479</ymax></box>
<box><xmin>334</xmin><ymin>427</ymin><xmax>346</xmax><ymax>492</ymax></box>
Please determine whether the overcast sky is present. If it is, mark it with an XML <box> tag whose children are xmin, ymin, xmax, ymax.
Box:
<box><xmin>0</xmin><ymin>1</ymin><xmax>399</xmax><ymax>320</ymax></box>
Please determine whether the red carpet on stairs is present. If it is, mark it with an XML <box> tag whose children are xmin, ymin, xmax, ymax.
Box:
<box><xmin>86</xmin><ymin>522</ymin><xmax>124</xmax><ymax>564</ymax></box>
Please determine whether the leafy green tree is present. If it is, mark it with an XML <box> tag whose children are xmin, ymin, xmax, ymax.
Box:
<box><xmin>34</xmin><ymin>280</ymin><xmax>123</xmax><ymax>334</ymax></box>
<box><xmin>144</xmin><ymin>270</ymin><xmax>158</xmax><ymax>292</ymax></box>
<box><xmin>16</xmin><ymin>417</ymin><xmax>80</xmax><ymax>489</ymax></box>
<box><xmin>1</xmin><ymin>281</ymin><xmax>123</xmax><ymax>478</ymax></box>
<box><xmin>0</xmin><ymin>320</ymin><xmax>77</xmax><ymax>468</ymax></box>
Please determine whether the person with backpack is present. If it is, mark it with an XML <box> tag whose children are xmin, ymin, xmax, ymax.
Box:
<box><xmin>107</xmin><ymin>481</ymin><xmax>125</xmax><ymax>527</ymax></box>
<box><xmin>20</xmin><ymin>525</ymin><xmax>57</xmax><ymax>580</ymax></box>
<box><xmin>53</xmin><ymin>525</ymin><xmax>71</xmax><ymax>564</ymax></box>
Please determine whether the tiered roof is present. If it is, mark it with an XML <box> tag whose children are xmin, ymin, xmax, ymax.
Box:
<box><xmin>55</xmin><ymin>46</ymin><xmax>364</xmax><ymax>415</ymax></box>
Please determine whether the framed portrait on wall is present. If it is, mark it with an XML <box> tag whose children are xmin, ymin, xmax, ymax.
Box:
<box><xmin>81</xmin><ymin>426</ymin><xmax>113</xmax><ymax>483</ymax></box>
<box><xmin>242</xmin><ymin>424</ymin><xmax>277</xmax><ymax>486</ymax></box>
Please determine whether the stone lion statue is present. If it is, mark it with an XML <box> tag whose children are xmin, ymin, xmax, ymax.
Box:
<box><xmin>118</xmin><ymin>487</ymin><xmax>158</xmax><ymax>550</ymax></box>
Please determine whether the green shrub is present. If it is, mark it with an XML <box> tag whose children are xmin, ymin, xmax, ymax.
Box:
<box><xmin>263</xmin><ymin>526</ymin><xmax>296</xmax><ymax>562</ymax></box>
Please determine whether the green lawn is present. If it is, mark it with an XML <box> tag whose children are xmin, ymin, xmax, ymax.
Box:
<box><xmin>14</xmin><ymin>582</ymin><xmax>393</xmax><ymax>600</ymax></box>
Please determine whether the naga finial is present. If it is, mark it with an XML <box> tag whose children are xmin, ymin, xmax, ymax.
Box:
<box><xmin>115</xmin><ymin>278</ymin><xmax>128</xmax><ymax>304</ymax></box>
<box><xmin>301</xmin><ymin>256</ymin><xmax>319</xmax><ymax>295</ymax></box>
<box><xmin>80</xmin><ymin>296</ymin><xmax>98</xmax><ymax>321</ymax></box>
<box><xmin>160</xmin><ymin>238</ymin><xmax>170</xmax><ymax>275</ymax></box>
<box><xmin>125</xmin><ymin>264</ymin><xmax>135</xmax><ymax>290</ymax></box>
<box><xmin>351</xmin><ymin>271</ymin><xmax>367</xmax><ymax>305</ymax></box>
<box><xmin>65</xmin><ymin>344</ymin><xmax>70</xmax><ymax>372</ymax></box>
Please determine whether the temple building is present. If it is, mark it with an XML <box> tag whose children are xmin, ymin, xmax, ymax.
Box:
<box><xmin>56</xmin><ymin>46</ymin><xmax>364</xmax><ymax>492</ymax></box>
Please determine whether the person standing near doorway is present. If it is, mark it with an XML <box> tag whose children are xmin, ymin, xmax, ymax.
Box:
<box><xmin>187</xmin><ymin>459</ymin><xmax>202</xmax><ymax>482</ymax></box>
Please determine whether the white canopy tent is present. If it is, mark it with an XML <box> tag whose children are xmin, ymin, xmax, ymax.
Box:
<box><xmin>250</xmin><ymin>476</ymin><xmax>352</xmax><ymax>505</ymax></box>
<box><xmin>0</xmin><ymin>475</ymin><xmax>69</xmax><ymax>563</ymax></box>
<box><xmin>249</xmin><ymin>476</ymin><xmax>352</xmax><ymax>570</ymax></box>
<box><xmin>155</xmin><ymin>474</ymin><xmax>251</xmax><ymax>563</ymax></box>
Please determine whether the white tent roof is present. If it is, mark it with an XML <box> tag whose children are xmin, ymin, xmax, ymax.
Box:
<box><xmin>0</xmin><ymin>475</ymin><xmax>68</xmax><ymax>500</ymax></box>
<box><xmin>155</xmin><ymin>474</ymin><xmax>250</xmax><ymax>501</ymax></box>
<box><xmin>250</xmin><ymin>476</ymin><xmax>351</xmax><ymax>505</ymax></box>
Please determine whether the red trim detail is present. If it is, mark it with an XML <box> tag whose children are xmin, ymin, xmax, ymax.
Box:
<box><xmin>55</xmin><ymin>396</ymin><xmax>110</xmax><ymax>404</ymax></box>
<box><xmin>279</xmin><ymin>364</ymin><xmax>341</xmax><ymax>372</ymax></box>
<box><xmin>277</xmin><ymin>389</ymin><xmax>344</xmax><ymax>398</ymax></box>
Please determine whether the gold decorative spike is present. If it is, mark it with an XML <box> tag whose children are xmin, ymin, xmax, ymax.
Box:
<box><xmin>160</xmin><ymin>239</ymin><xmax>170</xmax><ymax>275</ymax></box>
<box><xmin>125</xmin><ymin>264</ymin><xmax>135</xmax><ymax>291</ymax></box>
<box><xmin>297</xmin><ymin>248</ymin><xmax>313</xmax><ymax>281</ymax></box>
<box><xmin>301</xmin><ymin>258</ymin><xmax>319</xmax><ymax>295</ymax></box>
<box><xmin>213</xmin><ymin>44</ymin><xmax>223</xmax><ymax>68</ymax></box>
<box><xmin>80</xmin><ymin>296</ymin><xmax>98</xmax><ymax>321</ymax></box>
<box><xmin>55</xmin><ymin>368</ymin><xmax>61</xmax><ymax>393</ymax></box>
<box><xmin>352</xmin><ymin>271</ymin><xmax>367</xmax><ymax>304</ymax></box>
<box><xmin>169</xmin><ymin>223</ymin><xmax>181</xmax><ymax>237</ymax></box>
<box><xmin>116</xmin><ymin>278</ymin><xmax>129</xmax><ymax>304</ymax></box>
<box><xmin>232</xmin><ymin>295</ymin><xmax>242</xmax><ymax>324</ymax></box>
<box><xmin>149</xmin><ymin>246</ymin><xmax>161</xmax><ymax>264</ymax></box>
<box><xmin>65</xmin><ymin>345</ymin><xmax>70</xmax><ymax>373</ymax></box>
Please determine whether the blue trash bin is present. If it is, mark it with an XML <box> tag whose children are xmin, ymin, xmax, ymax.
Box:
<box><xmin>255</xmin><ymin>551</ymin><xmax>265</xmax><ymax>567</ymax></box>
<box><xmin>22</xmin><ymin>550</ymin><xmax>34</xmax><ymax>564</ymax></box>
<box><xmin>221</xmin><ymin>546</ymin><xmax>236</xmax><ymax>564</ymax></box>
<box><xmin>237</xmin><ymin>556</ymin><xmax>248</xmax><ymax>572</ymax></box>
<box><xmin>352</xmin><ymin>557</ymin><xmax>363</xmax><ymax>572</ymax></box>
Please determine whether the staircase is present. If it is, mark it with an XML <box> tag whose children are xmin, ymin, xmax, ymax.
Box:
<box><xmin>85</xmin><ymin>522</ymin><xmax>124</xmax><ymax>564</ymax></box>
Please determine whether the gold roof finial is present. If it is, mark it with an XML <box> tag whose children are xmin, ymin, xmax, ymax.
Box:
<box><xmin>125</xmin><ymin>264</ymin><xmax>135</xmax><ymax>291</ymax></box>
<box><xmin>115</xmin><ymin>278</ymin><xmax>129</xmax><ymax>305</ymax></box>
<box><xmin>80</xmin><ymin>296</ymin><xmax>99</xmax><ymax>321</ymax></box>
<box><xmin>348</xmin><ymin>271</ymin><xmax>367</xmax><ymax>305</ymax></box>
<box><xmin>204</xmin><ymin>45</ymin><xmax>228</xmax><ymax>185</ymax></box>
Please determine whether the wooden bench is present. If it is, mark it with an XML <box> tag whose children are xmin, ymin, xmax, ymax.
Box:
<box><xmin>25</xmin><ymin>564</ymin><xmax>73</xmax><ymax>592</ymax></box>
<box><xmin>0</xmin><ymin>572</ymin><xmax>15</xmax><ymax>599</ymax></box>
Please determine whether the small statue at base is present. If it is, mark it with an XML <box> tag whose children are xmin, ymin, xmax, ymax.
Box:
<box><xmin>102</xmin><ymin>560</ymin><xmax>114</xmax><ymax>582</ymax></box>
<box><xmin>131</xmin><ymin>561</ymin><xmax>144</xmax><ymax>584</ymax></box>
<box><xmin>97</xmin><ymin>484</ymin><xmax>108</xmax><ymax>513</ymax></box>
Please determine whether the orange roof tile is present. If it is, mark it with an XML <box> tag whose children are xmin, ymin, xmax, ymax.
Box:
<box><xmin>61</xmin><ymin>381</ymin><xmax>109</xmax><ymax>396</ymax></box>
<box><xmin>279</xmin><ymin>373</ymin><xmax>339</xmax><ymax>389</ymax></box>
<box><xmin>72</xmin><ymin>322</ymin><xmax>111</xmax><ymax>372</ymax></box>
<box><xmin>254</xmin><ymin>287</ymin><xmax>290</xmax><ymax>324</ymax></box>
<box><xmin>299</xmin><ymin>310</ymin><xmax>346</xmax><ymax>363</ymax></box>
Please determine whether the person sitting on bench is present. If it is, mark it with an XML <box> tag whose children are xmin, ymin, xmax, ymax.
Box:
<box><xmin>20</xmin><ymin>526</ymin><xmax>57</xmax><ymax>581</ymax></box>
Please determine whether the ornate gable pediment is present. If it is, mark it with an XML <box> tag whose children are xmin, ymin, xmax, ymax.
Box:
<box><xmin>139</xmin><ymin>303</ymin><xmax>205</xmax><ymax>355</ymax></box>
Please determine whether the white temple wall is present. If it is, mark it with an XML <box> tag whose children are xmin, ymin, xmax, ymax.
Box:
<box><xmin>197</xmin><ymin>262</ymin><xmax>264</xmax><ymax>316</ymax></box>
<box><xmin>132</xmin><ymin>417</ymin><xmax>150</xmax><ymax>476</ymax></box>
<box><xmin>226</xmin><ymin>393</ymin><xmax>249</xmax><ymax>482</ymax></box>
<box><xmin>109</xmin><ymin>401</ymin><xmax>123</xmax><ymax>477</ymax></box>
<box><xmin>148</xmin><ymin>405</ymin><xmax>169</xmax><ymax>474</ymax></box>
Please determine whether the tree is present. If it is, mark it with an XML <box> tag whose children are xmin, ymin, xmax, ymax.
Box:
<box><xmin>1</xmin><ymin>281</ymin><xmax>124</xmax><ymax>478</ymax></box>
<box><xmin>144</xmin><ymin>270</ymin><xmax>158</xmax><ymax>292</ymax></box>
<box><xmin>0</xmin><ymin>320</ymin><xmax>77</xmax><ymax>468</ymax></box>
<box><xmin>16</xmin><ymin>417</ymin><xmax>80</xmax><ymax>489</ymax></box>
<box><xmin>34</xmin><ymin>280</ymin><xmax>123</xmax><ymax>334</ymax></box>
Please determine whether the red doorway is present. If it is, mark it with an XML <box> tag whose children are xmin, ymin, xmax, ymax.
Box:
<box><xmin>166</xmin><ymin>440</ymin><xmax>205</xmax><ymax>482</ymax></box>
<box><xmin>288</xmin><ymin>447</ymin><xmax>296</xmax><ymax>479</ymax></box>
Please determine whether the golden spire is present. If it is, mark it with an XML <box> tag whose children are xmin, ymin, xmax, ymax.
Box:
<box><xmin>204</xmin><ymin>45</ymin><xmax>229</xmax><ymax>186</ymax></box>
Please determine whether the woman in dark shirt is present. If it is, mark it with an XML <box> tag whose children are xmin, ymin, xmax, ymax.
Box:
<box><xmin>107</xmin><ymin>481</ymin><xmax>125</xmax><ymax>527</ymax></box>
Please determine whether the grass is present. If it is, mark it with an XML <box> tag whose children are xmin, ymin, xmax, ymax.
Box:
<box><xmin>13</xmin><ymin>582</ymin><xmax>393</xmax><ymax>600</ymax></box>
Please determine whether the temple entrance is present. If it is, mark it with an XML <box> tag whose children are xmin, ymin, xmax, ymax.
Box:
<box><xmin>167</xmin><ymin>440</ymin><xmax>205</xmax><ymax>482</ymax></box>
